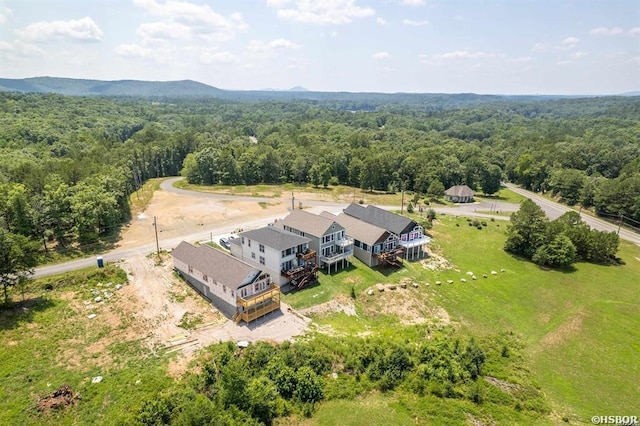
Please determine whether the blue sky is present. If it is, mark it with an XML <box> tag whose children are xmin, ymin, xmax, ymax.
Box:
<box><xmin>0</xmin><ymin>0</ymin><xmax>638</xmax><ymax>94</ymax></box>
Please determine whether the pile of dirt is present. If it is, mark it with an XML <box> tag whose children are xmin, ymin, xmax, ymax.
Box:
<box><xmin>362</xmin><ymin>285</ymin><xmax>450</xmax><ymax>325</ymax></box>
<box><xmin>37</xmin><ymin>384</ymin><xmax>80</xmax><ymax>413</ymax></box>
<box><xmin>299</xmin><ymin>294</ymin><xmax>357</xmax><ymax>317</ymax></box>
<box><xmin>420</xmin><ymin>253</ymin><xmax>457</xmax><ymax>271</ymax></box>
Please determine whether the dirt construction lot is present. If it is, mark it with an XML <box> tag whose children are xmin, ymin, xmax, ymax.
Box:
<box><xmin>114</xmin><ymin>184</ymin><xmax>312</xmax><ymax>368</ymax></box>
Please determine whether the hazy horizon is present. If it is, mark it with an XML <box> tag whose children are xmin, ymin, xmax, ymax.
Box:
<box><xmin>1</xmin><ymin>0</ymin><xmax>638</xmax><ymax>95</ymax></box>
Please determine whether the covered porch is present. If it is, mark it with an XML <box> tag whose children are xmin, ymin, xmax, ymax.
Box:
<box><xmin>399</xmin><ymin>235</ymin><xmax>431</xmax><ymax>260</ymax></box>
<box><xmin>234</xmin><ymin>284</ymin><xmax>281</xmax><ymax>324</ymax></box>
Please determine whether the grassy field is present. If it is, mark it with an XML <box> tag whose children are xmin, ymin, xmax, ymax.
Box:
<box><xmin>0</xmin><ymin>266</ymin><xmax>174</xmax><ymax>425</ymax></box>
<box><xmin>285</xmin><ymin>214</ymin><xmax>640</xmax><ymax>422</ymax></box>
<box><xmin>475</xmin><ymin>186</ymin><xmax>528</xmax><ymax>204</ymax></box>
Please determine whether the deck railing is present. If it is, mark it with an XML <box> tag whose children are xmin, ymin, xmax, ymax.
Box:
<box><xmin>235</xmin><ymin>284</ymin><xmax>281</xmax><ymax>324</ymax></box>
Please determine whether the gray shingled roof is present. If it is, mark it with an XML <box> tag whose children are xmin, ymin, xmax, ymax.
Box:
<box><xmin>280</xmin><ymin>209</ymin><xmax>343</xmax><ymax>238</ymax></box>
<box><xmin>172</xmin><ymin>241</ymin><xmax>261</xmax><ymax>291</ymax></box>
<box><xmin>239</xmin><ymin>226</ymin><xmax>310</xmax><ymax>250</ymax></box>
<box><xmin>343</xmin><ymin>203</ymin><xmax>415</xmax><ymax>236</ymax></box>
<box><xmin>321</xmin><ymin>211</ymin><xmax>389</xmax><ymax>246</ymax></box>
<box><xmin>445</xmin><ymin>185</ymin><xmax>475</xmax><ymax>197</ymax></box>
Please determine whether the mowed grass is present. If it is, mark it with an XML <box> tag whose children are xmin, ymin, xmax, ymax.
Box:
<box><xmin>430</xmin><ymin>216</ymin><xmax>640</xmax><ymax>419</ymax></box>
<box><xmin>0</xmin><ymin>266</ymin><xmax>173</xmax><ymax>425</ymax></box>
<box><xmin>476</xmin><ymin>186</ymin><xmax>528</xmax><ymax>204</ymax></box>
<box><xmin>286</xmin><ymin>214</ymin><xmax>640</xmax><ymax>420</ymax></box>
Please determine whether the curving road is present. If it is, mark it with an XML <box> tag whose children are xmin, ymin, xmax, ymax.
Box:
<box><xmin>503</xmin><ymin>183</ymin><xmax>640</xmax><ymax>246</ymax></box>
<box><xmin>37</xmin><ymin>179</ymin><xmax>636</xmax><ymax>279</ymax></box>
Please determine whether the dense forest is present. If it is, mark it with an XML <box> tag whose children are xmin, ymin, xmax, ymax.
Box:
<box><xmin>0</xmin><ymin>92</ymin><xmax>638</xmax><ymax>259</ymax></box>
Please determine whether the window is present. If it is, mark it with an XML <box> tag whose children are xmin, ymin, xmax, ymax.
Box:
<box><xmin>188</xmin><ymin>265</ymin><xmax>193</xmax><ymax>274</ymax></box>
<box><xmin>259</xmin><ymin>256</ymin><xmax>265</xmax><ymax>265</ymax></box>
<box><xmin>259</xmin><ymin>244</ymin><xmax>265</xmax><ymax>253</ymax></box>
<box><xmin>251</xmin><ymin>252</ymin><xmax>256</xmax><ymax>259</ymax></box>
<box><xmin>374</xmin><ymin>245</ymin><xmax>381</xmax><ymax>254</ymax></box>
<box><xmin>248</xmin><ymin>239</ymin><xmax>251</xmax><ymax>247</ymax></box>
<box><xmin>202</xmin><ymin>274</ymin><xmax>208</xmax><ymax>282</ymax></box>
<box><xmin>241</xmin><ymin>237</ymin><xmax>245</xmax><ymax>244</ymax></box>
<box><xmin>362</xmin><ymin>243</ymin><xmax>368</xmax><ymax>251</ymax></box>
<box><xmin>240</xmin><ymin>287</ymin><xmax>248</xmax><ymax>298</ymax></box>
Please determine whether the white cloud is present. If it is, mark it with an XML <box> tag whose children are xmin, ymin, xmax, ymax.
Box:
<box><xmin>589</xmin><ymin>26</ymin><xmax>623</xmax><ymax>36</ymax></box>
<box><xmin>133</xmin><ymin>0</ymin><xmax>247</xmax><ymax>42</ymax></box>
<box><xmin>20</xmin><ymin>17</ymin><xmax>104</xmax><ymax>42</ymax></box>
<box><xmin>570</xmin><ymin>51</ymin><xmax>588</xmax><ymax>59</ymax></box>
<box><xmin>372</xmin><ymin>51</ymin><xmax>389</xmax><ymax>59</ymax></box>
<box><xmin>533</xmin><ymin>42</ymin><xmax>548</xmax><ymax>52</ymax></box>
<box><xmin>248</xmin><ymin>38</ymin><xmax>301</xmax><ymax>52</ymax></box>
<box><xmin>269</xmin><ymin>0</ymin><xmax>375</xmax><ymax>25</ymax></box>
<box><xmin>115</xmin><ymin>43</ymin><xmax>154</xmax><ymax>58</ymax></box>
<box><xmin>0</xmin><ymin>6</ymin><xmax>12</xmax><ymax>24</ymax></box>
<box><xmin>402</xmin><ymin>19</ymin><xmax>428</xmax><ymax>26</ymax></box>
<box><xmin>419</xmin><ymin>50</ymin><xmax>499</xmax><ymax>65</ymax></box>
<box><xmin>402</xmin><ymin>0</ymin><xmax>425</xmax><ymax>6</ymax></box>
<box><xmin>560</xmin><ymin>36</ymin><xmax>579</xmax><ymax>49</ymax></box>
<box><xmin>508</xmin><ymin>56</ymin><xmax>534</xmax><ymax>63</ymax></box>
<box><xmin>137</xmin><ymin>21</ymin><xmax>191</xmax><ymax>42</ymax></box>
<box><xmin>453</xmin><ymin>15</ymin><xmax>464</xmax><ymax>21</ymax></box>
<box><xmin>199</xmin><ymin>50</ymin><xmax>238</xmax><ymax>64</ymax></box>
<box><xmin>440</xmin><ymin>50</ymin><xmax>496</xmax><ymax>60</ymax></box>
<box><xmin>376</xmin><ymin>17</ymin><xmax>387</xmax><ymax>25</ymax></box>
<box><xmin>0</xmin><ymin>40</ymin><xmax>44</xmax><ymax>57</ymax></box>
<box><xmin>630</xmin><ymin>27</ymin><xmax>640</xmax><ymax>35</ymax></box>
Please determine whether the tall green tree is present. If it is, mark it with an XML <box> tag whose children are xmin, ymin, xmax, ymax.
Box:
<box><xmin>504</xmin><ymin>199</ymin><xmax>549</xmax><ymax>258</ymax></box>
<box><xmin>0</xmin><ymin>229</ymin><xmax>38</xmax><ymax>304</ymax></box>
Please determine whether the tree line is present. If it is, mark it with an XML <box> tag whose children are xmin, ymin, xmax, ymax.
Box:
<box><xmin>1</xmin><ymin>92</ymin><xmax>638</xmax><ymax>266</ymax></box>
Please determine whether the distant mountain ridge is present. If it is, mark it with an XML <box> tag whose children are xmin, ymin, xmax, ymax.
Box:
<box><xmin>1</xmin><ymin>76</ymin><xmax>633</xmax><ymax>107</ymax></box>
<box><xmin>0</xmin><ymin>77</ymin><xmax>226</xmax><ymax>97</ymax></box>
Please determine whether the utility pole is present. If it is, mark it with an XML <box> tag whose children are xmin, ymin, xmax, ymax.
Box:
<box><xmin>153</xmin><ymin>216</ymin><xmax>160</xmax><ymax>258</ymax></box>
<box><xmin>617</xmin><ymin>213</ymin><xmax>623</xmax><ymax>235</ymax></box>
<box><xmin>401</xmin><ymin>187</ymin><xmax>405</xmax><ymax>214</ymax></box>
<box><xmin>291</xmin><ymin>192</ymin><xmax>294</xmax><ymax>210</ymax></box>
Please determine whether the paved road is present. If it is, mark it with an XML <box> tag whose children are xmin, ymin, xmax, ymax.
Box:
<box><xmin>504</xmin><ymin>183</ymin><xmax>640</xmax><ymax>246</ymax></box>
<box><xmin>34</xmin><ymin>179</ymin><xmax>517</xmax><ymax>278</ymax></box>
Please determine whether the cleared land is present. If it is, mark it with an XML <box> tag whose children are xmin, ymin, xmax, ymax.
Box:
<box><xmin>9</xmin><ymin>181</ymin><xmax>639</xmax><ymax>424</ymax></box>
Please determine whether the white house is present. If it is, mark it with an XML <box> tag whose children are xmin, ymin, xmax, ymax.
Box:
<box><xmin>230</xmin><ymin>225</ymin><xmax>316</xmax><ymax>289</ymax></box>
<box><xmin>172</xmin><ymin>241</ymin><xmax>280</xmax><ymax>324</ymax></box>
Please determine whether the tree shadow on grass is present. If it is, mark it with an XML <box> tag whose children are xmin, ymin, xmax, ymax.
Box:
<box><xmin>0</xmin><ymin>296</ymin><xmax>56</xmax><ymax>331</ymax></box>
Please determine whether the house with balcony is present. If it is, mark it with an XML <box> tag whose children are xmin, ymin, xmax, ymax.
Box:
<box><xmin>230</xmin><ymin>225</ymin><xmax>317</xmax><ymax>290</ymax></box>
<box><xmin>278</xmin><ymin>209</ymin><xmax>354</xmax><ymax>274</ymax></box>
<box><xmin>343</xmin><ymin>203</ymin><xmax>430</xmax><ymax>260</ymax></box>
<box><xmin>321</xmin><ymin>212</ymin><xmax>402</xmax><ymax>267</ymax></box>
<box><xmin>172</xmin><ymin>241</ymin><xmax>280</xmax><ymax>324</ymax></box>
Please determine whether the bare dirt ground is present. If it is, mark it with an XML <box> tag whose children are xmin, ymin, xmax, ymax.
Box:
<box><xmin>111</xmin><ymin>185</ymin><xmax>313</xmax><ymax>372</ymax></box>
<box><xmin>119</xmin><ymin>190</ymin><xmax>289</xmax><ymax>249</ymax></box>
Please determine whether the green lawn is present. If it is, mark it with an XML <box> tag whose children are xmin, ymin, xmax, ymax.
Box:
<box><xmin>0</xmin><ymin>266</ymin><xmax>174</xmax><ymax>425</ymax></box>
<box><xmin>476</xmin><ymin>187</ymin><xmax>527</xmax><ymax>204</ymax></box>
<box><xmin>285</xmin><ymin>214</ymin><xmax>640</xmax><ymax>421</ymax></box>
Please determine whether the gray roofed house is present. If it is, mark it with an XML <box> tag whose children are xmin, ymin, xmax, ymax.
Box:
<box><xmin>322</xmin><ymin>211</ymin><xmax>388</xmax><ymax>246</ymax></box>
<box><xmin>280</xmin><ymin>210</ymin><xmax>353</xmax><ymax>274</ymax></box>
<box><xmin>321</xmin><ymin>211</ymin><xmax>398</xmax><ymax>267</ymax></box>
<box><xmin>344</xmin><ymin>203</ymin><xmax>413</xmax><ymax>236</ymax></box>
<box><xmin>238</xmin><ymin>226</ymin><xmax>310</xmax><ymax>251</ymax></box>
<box><xmin>342</xmin><ymin>203</ymin><xmax>430</xmax><ymax>260</ymax></box>
<box><xmin>231</xmin><ymin>225</ymin><xmax>315</xmax><ymax>287</ymax></box>
<box><xmin>172</xmin><ymin>241</ymin><xmax>279</xmax><ymax>323</ymax></box>
<box><xmin>445</xmin><ymin>185</ymin><xmax>475</xmax><ymax>203</ymax></box>
<box><xmin>279</xmin><ymin>209</ymin><xmax>336</xmax><ymax>237</ymax></box>
<box><xmin>173</xmin><ymin>242</ymin><xmax>261</xmax><ymax>291</ymax></box>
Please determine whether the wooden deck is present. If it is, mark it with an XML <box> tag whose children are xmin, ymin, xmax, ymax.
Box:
<box><xmin>234</xmin><ymin>284</ymin><xmax>281</xmax><ymax>324</ymax></box>
<box><xmin>297</xmin><ymin>249</ymin><xmax>317</xmax><ymax>261</ymax></box>
<box><xmin>374</xmin><ymin>248</ymin><xmax>404</xmax><ymax>266</ymax></box>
